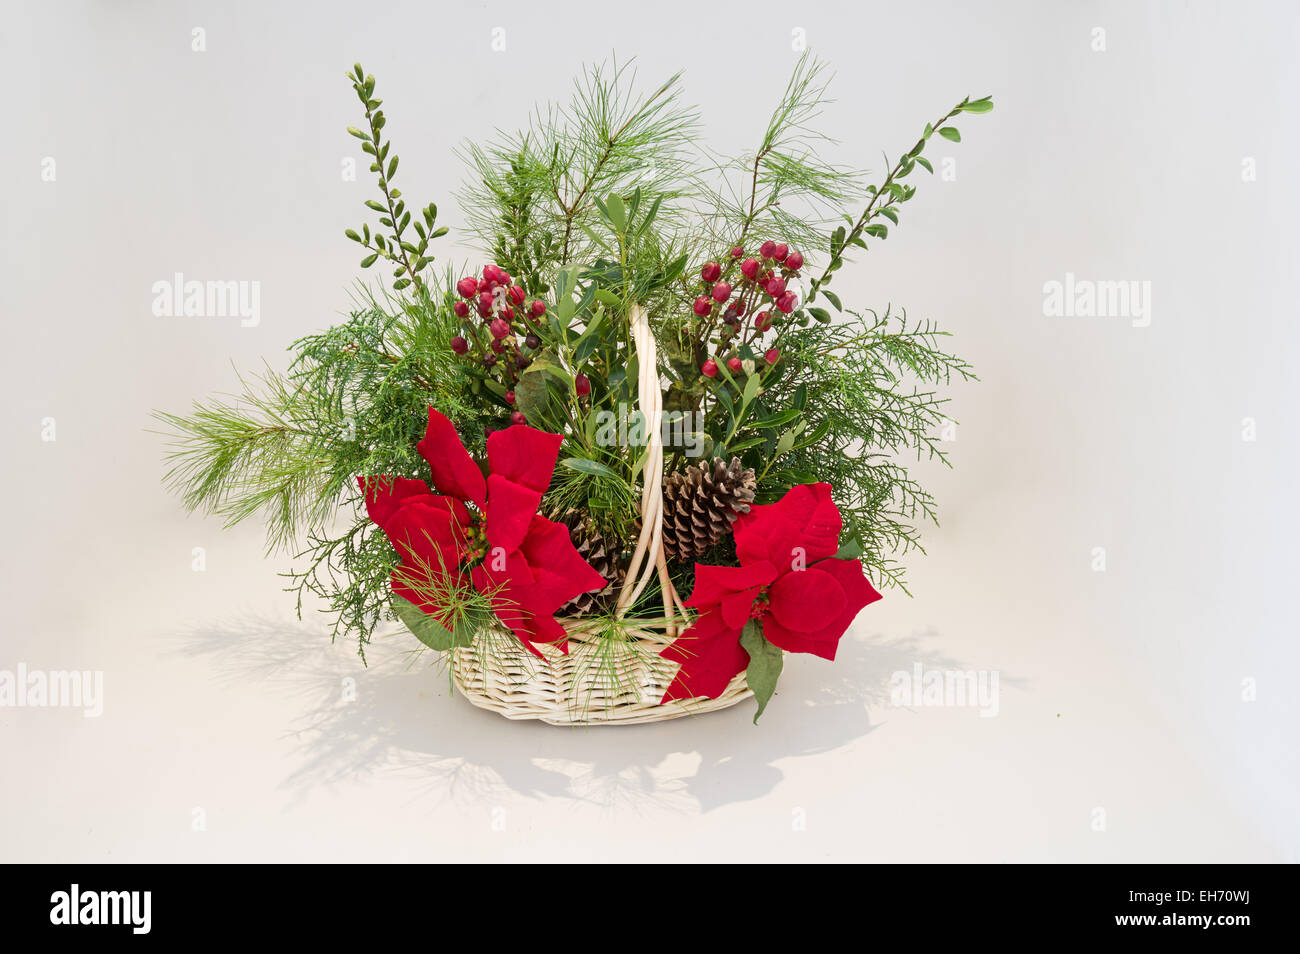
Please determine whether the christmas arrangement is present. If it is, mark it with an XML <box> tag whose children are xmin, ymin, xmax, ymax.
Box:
<box><xmin>157</xmin><ymin>57</ymin><xmax>990</xmax><ymax>724</ymax></box>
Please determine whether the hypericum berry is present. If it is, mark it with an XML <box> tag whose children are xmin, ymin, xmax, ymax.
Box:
<box><xmin>765</xmin><ymin>348</ymin><xmax>781</xmax><ymax>364</ymax></box>
<box><xmin>711</xmin><ymin>282</ymin><xmax>732</xmax><ymax>303</ymax></box>
<box><xmin>478</xmin><ymin>290</ymin><xmax>495</xmax><ymax>312</ymax></box>
<box><xmin>740</xmin><ymin>258</ymin><xmax>760</xmax><ymax>280</ymax></box>
<box><xmin>760</xmin><ymin>240</ymin><xmax>776</xmax><ymax>258</ymax></box>
<box><xmin>530</xmin><ymin>300</ymin><xmax>546</xmax><ymax>318</ymax></box>
<box><xmin>693</xmin><ymin>296</ymin><xmax>712</xmax><ymax>317</ymax></box>
<box><xmin>505</xmin><ymin>389</ymin><xmax>516</xmax><ymax>404</ymax></box>
<box><xmin>483</xmin><ymin>354</ymin><xmax>498</xmax><ymax>367</ymax></box>
<box><xmin>524</xmin><ymin>333</ymin><xmax>541</xmax><ymax>349</ymax></box>
<box><xmin>515</xmin><ymin>354</ymin><xmax>530</xmax><ymax>370</ymax></box>
<box><xmin>508</xmin><ymin>285</ymin><xmax>526</xmax><ymax>306</ymax></box>
<box><xmin>785</xmin><ymin>251</ymin><xmax>803</xmax><ymax>271</ymax></box>
<box><xmin>489</xmin><ymin>317</ymin><xmax>510</xmax><ymax>339</ymax></box>
<box><xmin>731</xmin><ymin>246</ymin><xmax>744</xmax><ymax>258</ymax></box>
<box><xmin>777</xmin><ymin>292</ymin><xmax>797</xmax><ymax>314</ymax></box>
<box><xmin>491</xmin><ymin>338</ymin><xmax>506</xmax><ymax>353</ymax></box>
<box><xmin>701</xmin><ymin>261</ymin><xmax>722</xmax><ymax>283</ymax></box>
<box><xmin>727</xmin><ymin>356</ymin><xmax>743</xmax><ymax>373</ymax></box>
<box><xmin>575</xmin><ymin>373</ymin><xmax>591</xmax><ymax>396</ymax></box>
<box><xmin>772</xmin><ymin>243</ymin><xmax>789</xmax><ymax>262</ymax></box>
<box><xmin>754</xmin><ymin>311</ymin><xmax>772</xmax><ymax>332</ymax></box>
<box><xmin>456</xmin><ymin>277</ymin><xmax>479</xmax><ymax>298</ymax></box>
<box><xmin>501</xmin><ymin>307</ymin><xmax>516</xmax><ymax>321</ymax></box>
<box><xmin>451</xmin><ymin>335</ymin><xmax>469</xmax><ymax>354</ymax></box>
<box><xmin>510</xmin><ymin>410</ymin><xmax>527</xmax><ymax>425</ymax></box>
<box><xmin>453</xmin><ymin>301</ymin><xmax>470</xmax><ymax>318</ymax></box>
<box><xmin>765</xmin><ymin>276</ymin><xmax>786</xmax><ymax>298</ymax></box>
<box><xmin>701</xmin><ymin>358</ymin><xmax>719</xmax><ymax>378</ymax></box>
<box><xmin>483</xmin><ymin>264</ymin><xmax>508</xmax><ymax>285</ymax></box>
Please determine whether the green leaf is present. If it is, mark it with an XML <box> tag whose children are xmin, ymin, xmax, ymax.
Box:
<box><xmin>740</xmin><ymin>620</ymin><xmax>784</xmax><ymax>723</ymax></box>
<box><xmin>834</xmin><ymin>538</ymin><xmax>864</xmax><ymax>560</ymax></box>
<box><xmin>822</xmin><ymin>289</ymin><xmax>843</xmax><ymax>312</ymax></box>
<box><xmin>604</xmin><ymin>193</ymin><xmax>627</xmax><ymax>233</ymax></box>
<box><xmin>962</xmin><ymin>98</ymin><xmax>994</xmax><ymax>113</ymax></box>
<box><xmin>359</xmin><ymin>253</ymin><xmax>378</xmax><ymax>268</ymax></box>
<box><xmin>915</xmin><ymin>156</ymin><xmax>934</xmax><ymax>174</ymax></box>
<box><xmin>754</xmin><ymin>408</ymin><xmax>802</xmax><ymax>430</ymax></box>
<box><xmin>514</xmin><ymin>365</ymin><xmax>558</xmax><ymax>426</ymax></box>
<box><xmin>392</xmin><ymin>594</ymin><xmax>456</xmax><ymax>651</ymax></box>
<box><xmin>808</xmin><ymin>306</ymin><xmax>832</xmax><ymax>324</ymax></box>
<box><xmin>938</xmin><ymin>127</ymin><xmax>962</xmax><ymax>142</ymax></box>
<box><xmin>724</xmin><ymin>435</ymin><xmax>766</xmax><ymax>453</ymax></box>
<box><xmin>593</xmin><ymin>288</ymin><xmax>623</xmax><ymax>310</ymax></box>
<box><xmin>559</xmin><ymin>457</ymin><xmax>620</xmax><ymax>479</ymax></box>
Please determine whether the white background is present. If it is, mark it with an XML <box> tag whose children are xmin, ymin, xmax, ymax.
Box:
<box><xmin>1</xmin><ymin>0</ymin><xmax>1295</xmax><ymax>862</ymax></box>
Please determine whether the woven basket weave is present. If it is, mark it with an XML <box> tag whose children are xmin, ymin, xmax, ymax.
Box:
<box><xmin>450</xmin><ymin>305</ymin><xmax>752</xmax><ymax>725</ymax></box>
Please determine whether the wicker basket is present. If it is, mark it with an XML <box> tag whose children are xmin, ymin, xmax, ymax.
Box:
<box><xmin>450</xmin><ymin>305</ymin><xmax>752</xmax><ymax>724</ymax></box>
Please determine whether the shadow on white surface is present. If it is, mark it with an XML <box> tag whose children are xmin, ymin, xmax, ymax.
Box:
<box><xmin>174</xmin><ymin>615</ymin><xmax>984</xmax><ymax>813</ymax></box>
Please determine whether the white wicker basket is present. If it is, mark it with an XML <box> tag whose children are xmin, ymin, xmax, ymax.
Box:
<box><xmin>450</xmin><ymin>305</ymin><xmax>752</xmax><ymax>724</ymax></box>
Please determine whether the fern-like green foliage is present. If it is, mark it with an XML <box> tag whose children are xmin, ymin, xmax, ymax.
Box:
<box><xmin>155</xmin><ymin>289</ymin><xmax>476</xmax><ymax>655</ymax></box>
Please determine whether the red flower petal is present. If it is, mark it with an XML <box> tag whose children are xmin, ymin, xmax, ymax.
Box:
<box><xmin>735</xmin><ymin>483</ymin><xmax>841</xmax><ymax>568</ymax></box>
<box><xmin>486</xmin><ymin>424</ymin><xmax>563</xmax><ymax>495</ymax></box>
<box><xmin>721</xmin><ymin>587</ymin><xmax>762</xmax><ymax>629</ymax></box>
<box><xmin>659</xmin><ymin>609</ymin><xmax>749</xmax><ymax>702</ymax></box>
<box><xmin>357</xmin><ymin>475</ymin><xmax>433</xmax><ymax>528</ymax></box>
<box><xmin>516</xmin><ymin>515</ymin><xmax>608</xmax><ymax>611</ymax></box>
<box><xmin>685</xmin><ymin>562</ymin><xmax>777</xmax><ymax>609</ymax></box>
<box><xmin>472</xmin><ymin>553</ymin><xmax>574</xmax><ymax>658</ymax></box>
<box><xmin>768</xmin><ymin>565</ymin><xmax>846</xmax><ymax>633</ymax></box>
<box><xmin>379</xmin><ymin>495</ymin><xmax>468</xmax><ymax>575</ymax></box>
<box><xmin>470</xmin><ymin>547</ymin><xmax>536</xmax><ymax>592</ymax></box>
<box><xmin>417</xmin><ymin>407</ymin><xmax>487</xmax><ymax>508</ymax></box>
<box><xmin>763</xmin><ymin>558</ymin><xmax>881</xmax><ymax>660</ymax></box>
<box><xmin>484</xmin><ymin>473</ymin><xmax>543</xmax><ymax>554</ymax></box>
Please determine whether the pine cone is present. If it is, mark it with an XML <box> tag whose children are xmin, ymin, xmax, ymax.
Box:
<box><xmin>557</xmin><ymin>509</ymin><xmax>624</xmax><ymax>616</ymax></box>
<box><xmin>661</xmin><ymin>457</ymin><xmax>757</xmax><ymax>563</ymax></box>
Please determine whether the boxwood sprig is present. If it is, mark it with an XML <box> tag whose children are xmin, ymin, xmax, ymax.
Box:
<box><xmin>343</xmin><ymin>63</ymin><xmax>446</xmax><ymax>294</ymax></box>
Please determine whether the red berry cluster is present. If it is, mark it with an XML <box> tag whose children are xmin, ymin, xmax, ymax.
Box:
<box><xmin>694</xmin><ymin>240</ymin><xmax>799</xmax><ymax>377</ymax></box>
<box><xmin>451</xmin><ymin>265</ymin><xmax>549</xmax><ymax>419</ymax></box>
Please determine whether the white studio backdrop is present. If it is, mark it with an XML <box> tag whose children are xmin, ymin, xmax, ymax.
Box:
<box><xmin>0</xmin><ymin>0</ymin><xmax>1295</xmax><ymax>861</ymax></box>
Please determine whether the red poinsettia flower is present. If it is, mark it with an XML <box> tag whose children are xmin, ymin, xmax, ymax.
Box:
<box><xmin>359</xmin><ymin>407</ymin><xmax>606</xmax><ymax>656</ymax></box>
<box><xmin>661</xmin><ymin>482</ymin><xmax>882</xmax><ymax>701</ymax></box>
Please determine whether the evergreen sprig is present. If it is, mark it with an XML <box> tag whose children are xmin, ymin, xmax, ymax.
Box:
<box><xmin>343</xmin><ymin>63</ymin><xmax>447</xmax><ymax>294</ymax></box>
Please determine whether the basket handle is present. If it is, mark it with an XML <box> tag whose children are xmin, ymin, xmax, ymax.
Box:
<box><xmin>614</xmin><ymin>305</ymin><xmax>684</xmax><ymax>635</ymax></box>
